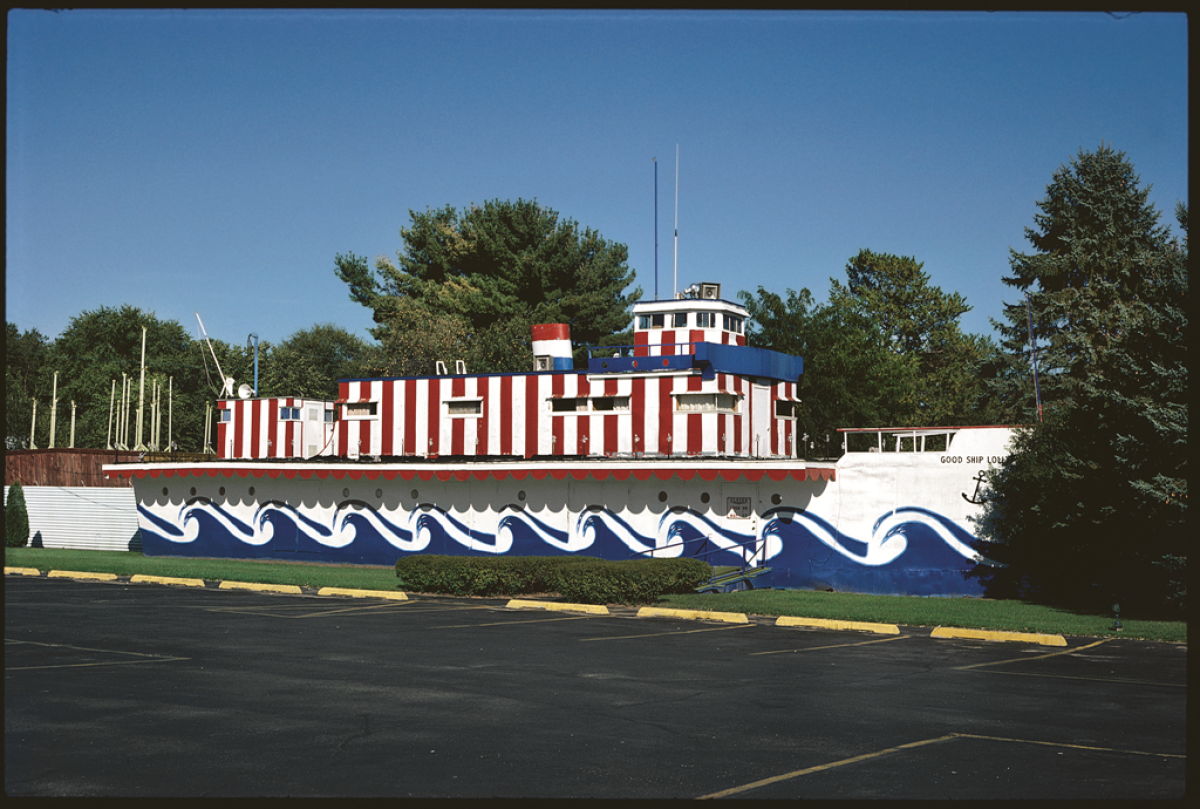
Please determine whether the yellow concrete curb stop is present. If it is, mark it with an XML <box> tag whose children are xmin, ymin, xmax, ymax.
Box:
<box><xmin>776</xmin><ymin>616</ymin><xmax>900</xmax><ymax>635</ymax></box>
<box><xmin>47</xmin><ymin>570</ymin><xmax>118</xmax><ymax>581</ymax></box>
<box><xmin>317</xmin><ymin>587</ymin><xmax>409</xmax><ymax>600</ymax></box>
<box><xmin>218</xmin><ymin>580</ymin><xmax>303</xmax><ymax>595</ymax></box>
<box><xmin>507</xmin><ymin>599</ymin><xmax>609</xmax><ymax>615</ymax></box>
<box><xmin>636</xmin><ymin>606</ymin><xmax>749</xmax><ymax>624</ymax></box>
<box><xmin>130</xmin><ymin>575</ymin><xmax>206</xmax><ymax>588</ymax></box>
<box><xmin>931</xmin><ymin>626</ymin><xmax>1067</xmax><ymax>647</ymax></box>
<box><xmin>5</xmin><ymin>566</ymin><xmax>42</xmax><ymax>576</ymax></box>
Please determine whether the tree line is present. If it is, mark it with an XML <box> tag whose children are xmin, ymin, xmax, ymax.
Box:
<box><xmin>6</xmin><ymin>146</ymin><xmax>1185</xmax><ymax>615</ymax></box>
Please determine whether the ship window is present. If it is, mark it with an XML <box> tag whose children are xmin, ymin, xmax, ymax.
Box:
<box><xmin>672</xmin><ymin>312</ymin><xmax>688</xmax><ymax>328</ymax></box>
<box><xmin>220</xmin><ymin>410</ymin><xmax>232</xmax><ymax>422</ymax></box>
<box><xmin>344</xmin><ymin>402</ymin><xmax>377</xmax><ymax>419</ymax></box>
<box><xmin>591</xmin><ymin>396</ymin><xmax>630</xmax><ymax>412</ymax></box>
<box><xmin>447</xmin><ymin>399</ymin><xmax>482</xmax><ymax>417</ymax></box>
<box><xmin>325</xmin><ymin>408</ymin><xmax>334</xmax><ymax>423</ymax></box>
<box><xmin>675</xmin><ymin>392</ymin><xmax>739</xmax><ymax>413</ymax></box>
<box><xmin>551</xmin><ymin>397</ymin><xmax>588</xmax><ymax>413</ymax></box>
<box><xmin>775</xmin><ymin>401</ymin><xmax>798</xmax><ymax>419</ymax></box>
<box><xmin>638</xmin><ymin>313</ymin><xmax>665</xmax><ymax>330</ymax></box>
<box><xmin>280</xmin><ymin>407</ymin><xmax>301</xmax><ymax>421</ymax></box>
<box><xmin>696</xmin><ymin>312</ymin><xmax>716</xmax><ymax>328</ymax></box>
<box><xmin>723</xmin><ymin>315</ymin><xmax>744</xmax><ymax>333</ymax></box>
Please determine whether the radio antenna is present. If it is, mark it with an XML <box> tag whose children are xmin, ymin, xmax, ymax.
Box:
<box><xmin>653</xmin><ymin>157</ymin><xmax>659</xmax><ymax>301</ymax></box>
<box><xmin>673</xmin><ymin>144</ymin><xmax>679</xmax><ymax>299</ymax></box>
<box><xmin>195</xmin><ymin>312</ymin><xmax>234</xmax><ymax>398</ymax></box>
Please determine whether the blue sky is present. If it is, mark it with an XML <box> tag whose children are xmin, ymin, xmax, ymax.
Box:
<box><xmin>6</xmin><ymin>9</ymin><xmax>1188</xmax><ymax>351</ymax></box>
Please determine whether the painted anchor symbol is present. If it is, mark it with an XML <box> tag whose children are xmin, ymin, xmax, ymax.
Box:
<box><xmin>961</xmin><ymin>470</ymin><xmax>987</xmax><ymax>504</ymax></box>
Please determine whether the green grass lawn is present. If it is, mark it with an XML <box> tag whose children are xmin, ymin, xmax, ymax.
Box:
<box><xmin>6</xmin><ymin>547</ymin><xmax>1185</xmax><ymax>643</ymax></box>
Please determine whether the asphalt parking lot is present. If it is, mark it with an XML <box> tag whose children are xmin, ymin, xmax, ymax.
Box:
<box><xmin>4</xmin><ymin>575</ymin><xmax>1187</xmax><ymax>798</ymax></box>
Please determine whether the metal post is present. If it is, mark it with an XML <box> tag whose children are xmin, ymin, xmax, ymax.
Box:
<box><xmin>70</xmin><ymin>401</ymin><xmax>77</xmax><ymax>448</ymax></box>
<box><xmin>48</xmin><ymin>371</ymin><xmax>58</xmax><ymax>448</ymax></box>
<box><xmin>30</xmin><ymin>399</ymin><xmax>38</xmax><ymax>449</ymax></box>
<box><xmin>107</xmin><ymin>379</ymin><xmax>116</xmax><ymax>450</ymax></box>
<box><xmin>135</xmin><ymin>326</ymin><xmax>148</xmax><ymax>451</ymax></box>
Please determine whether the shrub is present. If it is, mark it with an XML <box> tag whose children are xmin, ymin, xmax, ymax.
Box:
<box><xmin>395</xmin><ymin>554</ymin><xmax>711</xmax><ymax>605</ymax></box>
<box><xmin>6</xmin><ymin>481</ymin><xmax>31</xmax><ymax>548</ymax></box>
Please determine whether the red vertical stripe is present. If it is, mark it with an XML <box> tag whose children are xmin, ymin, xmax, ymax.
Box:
<box><xmin>603</xmin><ymin>376</ymin><xmax>618</xmax><ymax>456</ymax></box>
<box><xmin>661</xmin><ymin>329</ymin><xmax>675</xmax><ymax>355</ymax></box>
<box><xmin>402</xmin><ymin>379</ymin><xmax>416</xmax><ymax>456</ymax></box>
<box><xmin>500</xmin><ymin>376</ymin><xmax>513</xmax><ymax>456</ymax></box>
<box><xmin>525</xmin><ymin>374</ymin><xmax>540</xmax><ymax>458</ymax></box>
<box><xmin>658</xmin><ymin>376</ymin><xmax>673</xmax><ymax>455</ymax></box>
<box><xmin>551</xmin><ymin>373</ymin><xmax>565</xmax><ymax>455</ymax></box>
<box><xmin>337</xmin><ymin>384</ymin><xmax>349</xmax><ymax>459</ymax></box>
<box><xmin>425</xmin><ymin>379</ymin><xmax>439</xmax><ymax>456</ymax></box>
<box><xmin>631</xmin><ymin>378</ymin><xmax>645</xmax><ymax>455</ymax></box>
<box><xmin>250</xmin><ymin>399</ymin><xmax>262</xmax><ymax>459</ymax></box>
<box><xmin>477</xmin><ymin>378</ymin><xmax>489</xmax><ymax>456</ymax></box>
<box><xmin>380</xmin><ymin>382</ymin><xmax>394</xmax><ymax>456</ymax></box>
<box><xmin>575</xmin><ymin>374</ymin><xmax>590</xmax><ymax>455</ymax></box>
<box><xmin>451</xmin><ymin>377</ymin><xmax>465</xmax><ymax>455</ymax></box>
<box><xmin>732</xmin><ymin>376</ymin><xmax>743</xmax><ymax>455</ymax></box>
<box><xmin>283</xmin><ymin>399</ymin><xmax>295</xmax><ymax>458</ymax></box>
<box><xmin>685</xmin><ymin>373</ymin><xmax>703</xmax><ymax>455</ymax></box>
<box><xmin>634</xmin><ymin>330</ymin><xmax>649</xmax><ymax>357</ymax></box>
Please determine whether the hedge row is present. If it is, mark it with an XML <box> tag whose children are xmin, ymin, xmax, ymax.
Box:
<box><xmin>395</xmin><ymin>554</ymin><xmax>711</xmax><ymax>605</ymax></box>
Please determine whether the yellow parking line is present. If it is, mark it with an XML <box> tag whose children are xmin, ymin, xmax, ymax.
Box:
<box><xmin>751</xmin><ymin>635</ymin><xmax>910</xmax><ymax>656</ymax></box>
<box><xmin>696</xmin><ymin>730</ymin><xmax>1185</xmax><ymax>799</ymax></box>
<box><xmin>436</xmin><ymin>615</ymin><xmax>593</xmax><ymax>629</ymax></box>
<box><xmin>697</xmin><ymin>734</ymin><xmax>959</xmax><ymax>799</ymax></box>
<box><xmin>951</xmin><ymin>732</ymin><xmax>1186</xmax><ymax>759</ymax></box>
<box><xmin>581</xmin><ymin>623</ymin><xmax>754</xmax><ymax>642</ymax></box>
<box><xmin>955</xmin><ymin>638</ymin><xmax>1110</xmax><ymax>670</ymax></box>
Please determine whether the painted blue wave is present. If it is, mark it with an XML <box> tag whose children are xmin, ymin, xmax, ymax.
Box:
<box><xmin>138</xmin><ymin>498</ymin><xmax>993</xmax><ymax>594</ymax></box>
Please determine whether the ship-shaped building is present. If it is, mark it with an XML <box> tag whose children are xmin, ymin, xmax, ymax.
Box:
<box><xmin>109</xmin><ymin>284</ymin><xmax>1013</xmax><ymax>596</ymax></box>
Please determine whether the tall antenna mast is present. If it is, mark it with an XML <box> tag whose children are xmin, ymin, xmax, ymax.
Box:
<box><xmin>654</xmin><ymin>157</ymin><xmax>659</xmax><ymax>301</ymax></box>
<box><xmin>673</xmin><ymin>144</ymin><xmax>679</xmax><ymax>299</ymax></box>
<box><xmin>196</xmin><ymin>312</ymin><xmax>233</xmax><ymax>398</ymax></box>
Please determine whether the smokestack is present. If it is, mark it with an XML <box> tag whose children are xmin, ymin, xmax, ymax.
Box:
<box><xmin>532</xmin><ymin>324</ymin><xmax>573</xmax><ymax>371</ymax></box>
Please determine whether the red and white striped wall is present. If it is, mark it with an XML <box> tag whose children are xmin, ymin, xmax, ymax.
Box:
<box><xmin>335</xmin><ymin>370</ymin><xmax>798</xmax><ymax>460</ymax></box>
<box><xmin>216</xmin><ymin>397</ymin><xmax>336</xmax><ymax>460</ymax></box>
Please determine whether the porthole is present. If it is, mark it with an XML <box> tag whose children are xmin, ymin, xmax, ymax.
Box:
<box><xmin>248</xmin><ymin>486</ymin><xmax>255</xmax><ymax>496</ymax></box>
<box><xmin>343</xmin><ymin>488</ymin><xmax>350</xmax><ymax>498</ymax></box>
<box><xmin>375</xmin><ymin>489</ymin><xmax>383</xmax><ymax>499</ymax></box>
<box><xmin>518</xmin><ymin>490</ymin><xmax>526</xmax><ymax>501</ymax></box>
<box><xmin>218</xmin><ymin>486</ymin><xmax>226</xmax><ymax>497</ymax></box>
<box><xmin>700</xmin><ymin>492</ymin><xmax>710</xmax><ymax>504</ymax></box>
<box><xmin>189</xmin><ymin>487</ymin><xmax>196</xmax><ymax>497</ymax></box>
<box><xmin>411</xmin><ymin>489</ymin><xmax>419</xmax><ymax>500</ymax></box>
<box><xmin>162</xmin><ymin>487</ymin><xmax>169</xmax><ymax>497</ymax></box>
<box><xmin>772</xmin><ymin>493</ymin><xmax>782</xmax><ymax>505</ymax></box>
<box><xmin>658</xmin><ymin>491</ymin><xmax>668</xmax><ymax>502</ymax></box>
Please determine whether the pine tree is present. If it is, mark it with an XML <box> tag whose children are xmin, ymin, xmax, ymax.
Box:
<box><xmin>973</xmin><ymin>147</ymin><xmax>1186</xmax><ymax>616</ymax></box>
<box><xmin>990</xmin><ymin>143</ymin><xmax>1173</xmax><ymax>420</ymax></box>
<box><xmin>6</xmin><ymin>480</ymin><xmax>30</xmax><ymax>548</ymax></box>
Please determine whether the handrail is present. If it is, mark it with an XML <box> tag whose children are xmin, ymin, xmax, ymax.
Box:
<box><xmin>628</xmin><ymin>532</ymin><xmax>769</xmax><ymax>587</ymax></box>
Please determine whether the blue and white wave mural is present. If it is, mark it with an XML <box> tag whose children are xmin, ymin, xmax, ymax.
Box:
<box><xmin>138</xmin><ymin>496</ymin><xmax>992</xmax><ymax>596</ymax></box>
